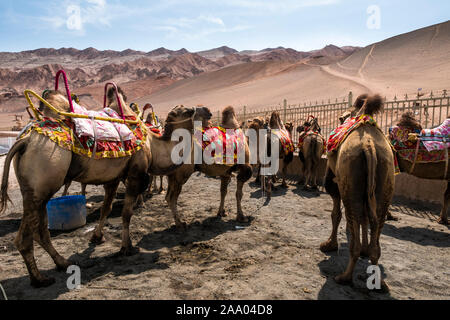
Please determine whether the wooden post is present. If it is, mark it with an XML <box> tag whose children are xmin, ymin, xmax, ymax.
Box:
<box><xmin>348</xmin><ymin>91</ymin><xmax>353</xmax><ymax>108</ymax></box>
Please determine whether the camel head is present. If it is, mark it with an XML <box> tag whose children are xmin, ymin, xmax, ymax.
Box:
<box><xmin>269</xmin><ymin>111</ymin><xmax>285</xmax><ymax>129</ymax></box>
<box><xmin>221</xmin><ymin>106</ymin><xmax>240</xmax><ymax>129</ymax></box>
<box><xmin>285</xmin><ymin>122</ymin><xmax>294</xmax><ymax>136</ymax></box>
<box><xmin>396</xmin><ymin>111</ymin><xmax>423</xmax><ymax>131</ymax></box>
<box><xmin>39</xmin><ymin>90</ymin><xmax>72</xmax><ymax>120</ymax></box>
<box><xmin>309</xmin><ymin>117</ymin><xmax>322</xmax><ymax>133</ymax></box>
<box><xmin>106</xmin><ymin>86</ymin><xmax>137</xmax><ymax>117</ymax></box>
<box><xmin>248</xmin><ymin>117</ymin><xmax>265</xmax><ymax>131</ymax></box>
<box><xmin>339</xmin><ymin>93</ymin><xmax>370</xmax><ymax>124</ymax></box>
<box><xmin>161</xmin><ymin>105</ymin><xmax>212</xmax><ymax>141</ymax></box>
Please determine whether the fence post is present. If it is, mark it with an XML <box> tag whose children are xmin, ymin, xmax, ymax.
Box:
<box><xmin>283</xmin><ymin>99</ymin><xmax>287</xmax><ymax>123</ymax></box>
<box><xmin>348</xmin><ymin>91</ymin><xmax>353</xmax><ymax>108</ymax></box>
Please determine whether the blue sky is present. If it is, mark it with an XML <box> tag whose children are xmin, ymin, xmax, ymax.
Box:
<box><xmin>0</xmin><ymin>0</ymin><xmax>449</xmax><ymax>52</ymax></box>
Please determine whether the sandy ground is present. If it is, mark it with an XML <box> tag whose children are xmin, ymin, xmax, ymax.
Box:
<box><xmin>0</xmin><ymin>156</ymin><xmax>449</xmax><ymax>300</ymax></box>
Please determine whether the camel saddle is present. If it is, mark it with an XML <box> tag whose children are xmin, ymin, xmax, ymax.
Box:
<box><xmin>389</xmin><ymin>125</ymin><xmax>449</xmax><ymax>164</ymax></box>
<box><xmin>18</xmin><ymin>115</ymin><xmax>148</xmax><ymax>159</ymax></box>
<box><xmin>196</xmin><ymin>126</ymin><xmax>246</xmax><ymax>165</ymax></box>
<box><xmin>272</xmin><ymin>129</ymin><xmax>294</xmax><ymax>156</ymax></box>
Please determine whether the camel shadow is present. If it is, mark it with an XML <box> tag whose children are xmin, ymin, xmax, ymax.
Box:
<box><xmin>381</xmin><ymin>224</ymin><xmax>450</xmax><ymax>247</ymax></box>
<box><xmin>137</xmin><ymin>216</ymin><xmax>253</xmax><ymax>252</ymax></box>
<box><xmin>317</xmin><ymin>251</ymin><xmax>395</xmax><ymax>300</ymax></box>
<box><xmin>0</xmin><ymin>245</ymin><xmax>167</xmax><ymax>300</ymax></box>
<box><xmin>292</xmin><ymin>184</ymin><xmax>323</xmax><ymax>199</ymax></box>
<box><xmin>0</xmin><ymin>218</ymin><xmax>21</xmax><ymax>237</ymax></box>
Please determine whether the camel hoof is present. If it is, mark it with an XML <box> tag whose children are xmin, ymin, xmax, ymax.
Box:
<box><xmin>334</xmin><ymin>274</ymin><xmax>352</xmax><ymax>286</ymax></box>
<box><xmin>56</xmin><ymin>259</ymin><xmax>73</xmax><ymax>272</ymax></box>
<box><xmin>30</xmin><ymin>276</ymin><xmax>55</xmax><ymax>288</ymax></box>
<box><xmin>438</xmin><ymin>217</ymin><xmax>449</xmax><ymax>225</ymax></box>
<box><xmin>320</xmin><ymin>240</ymin><xmax>338</xmax><ymax>253</ymax></box>
<box><xmin>119</xmin><ymin>246</ymin><xmax>140</xmax><ymax>257</ymax></box>
<box><xmin>236</xmin><ymin>215</ymin><xmax>249</xmax><ymax>223</ymax></box>
<box><xmin>360</xmin><ymin>248</ymin><xmax>370</xmax><ymax>258</ymax></box>
<box><xmin>217</xmin><ymin>210</ymin><xmax>228</xmax><ymax>218</ymax></box>
<box><xmin>90</xmin><ymin>233</ymin><xmax>106</xmax><ymax>245</ymax></box>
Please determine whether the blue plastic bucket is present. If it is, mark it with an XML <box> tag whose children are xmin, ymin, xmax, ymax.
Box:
<box><xmin>46</xmin><ymin>195</ymin><xmax>87</xmax><ymax>230</ymax></box>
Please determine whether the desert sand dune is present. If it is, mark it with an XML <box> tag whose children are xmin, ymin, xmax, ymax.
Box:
<box><xmin>140</xmin><ymin>21</ymin><xmax>450</xmax><ymax>115</ymax></box>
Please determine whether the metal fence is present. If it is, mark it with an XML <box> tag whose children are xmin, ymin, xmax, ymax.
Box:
<box><xmin>212</xmin><ymin>90</ymin><xmax>450</xmax><ymax>144</ymax></box>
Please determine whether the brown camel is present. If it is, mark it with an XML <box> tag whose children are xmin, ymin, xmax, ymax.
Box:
<box><xmin>298</xmin><ymin>117</ymin><xmax>325</xmax><ymax>190</ymax></box>
<box><xmin>390</xmin><ymin>112</ymin><xmax>449</xmax><ymax>225</ymax></box>
<box><xmin>320</xmin><ymin>94</ymin><xmax>395</xmax><ymax>292</ymax></box>
<box><xmin>0</xmin><ymin>87</ymin><xmax>211</xmax><ymax>288</ymax></box>
<box><xmin>165</xmin><ymin>106</ymin><xmax>252</xmax><ymax>229</ymax></box>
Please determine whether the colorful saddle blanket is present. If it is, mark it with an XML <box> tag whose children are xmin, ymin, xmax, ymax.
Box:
<box><xmin>272</xmin><ymin>129</ymin><xmax>294</xmax><ymax>155</ymax></box>
<box><xmin>197</xmin><ymin>126</ymin><xmax>246</xmax><ymax>165</ymax></box>
<box><xmin>327</xmin><ymin>115</ymin><xmax>378</xmax><ymax>154</ymax></box>
<box><xmin>298</xmin><ymin>131</ymin><xmax>326</xmax><ymax>154</ymax></box>
<box><xmin>19</xmin><ymin>116</ymin><xmax>147</xmax><ymax>159</ymax></box>
<box><xmin>389</xmin><ymin>126</ymin><xmax>448</xmax><ymax>163</ymax></box>
<box><xmin>419</xmin><ymin>118</ymin><xmax>450</xmax><ymax>152</ymax></box>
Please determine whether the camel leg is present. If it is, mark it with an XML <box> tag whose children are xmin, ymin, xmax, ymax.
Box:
<box><xmin>281</xmin><ymin>160</ymin><xmax>288</xmax><ymax>188</ymax></box>
<box><xmin>254</xmin><ymin>163</ymin><xmax>261</xmax><ymax>184</ymax></box>
<box><xmin>438</xmin><ymin>181</ymin><xmax>450</xmax><ymax>225</ymax></box>
<box><xmin>81</xmin><ymin>183</ymin><xmax>87</xmax><ymax>196</ymax></box>
<box><xmin>360</xmin><ymin>217</ymin><xmax>369</xmax><ymax>257</ymax></box>
<box><xmin>62</xmin><ymin>181</ymin><xmax>71</xmax><ymax>196</ymax></box>
<box><xmin>320</xmin><ymin>195</ymin><xmax>342</xmax><ymax>252</ymax></box>
<box><xmin>218</xmin><ymin>176</ymin><xmax>231</xmax><ymax>217</ymax></box>
<box><xmin>158</xmin><ymin>176</ymin><xmax>164</xmax><ymax>194</ymax></box>
<box><xmin>320</xmin><ymin>169</ymin><xmax>342</xmax><ymax>252</ymax></box>
<box><xmin>15</xmin><ymin>199</ymin><xmax>55</xmax><ymax>288</ymax></box>
<box><xmin>91</xmin><ymin>181</ymin><xmax>120</xmax><ymax>244</ymax></box>
<box><xmin>166</xmin><ymin>174</ymin><xmax>187</xmax><ymax>230</ymax></box>
<box><xmin>335</xmin><ymin>216</ymin><xmax>361</xmax><ymax>285</ymax></box>
<box><xmin>236</xmin><ymin>180</ymin><xmax>249</xmax><ymax>223</ymax></box>
<box><xmin>236</xmin><ymin>165</ymin><xmax>251</xmax><ymax>222</ymax></box>
<box><xmin>119</xmin><ymin>192</ymin><xmax>139</xmax><ymax>255</ymax></box>
<box><xmin>33</xmin><ymin>204</ymin><xmax>71</xmax><ymax>271</ymax></box>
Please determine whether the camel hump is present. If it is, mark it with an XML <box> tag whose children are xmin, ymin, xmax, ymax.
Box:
<box><xmin>361</xmin><ymin>94</ymin><xmax>384</xmax><ymax>116</ymax></box>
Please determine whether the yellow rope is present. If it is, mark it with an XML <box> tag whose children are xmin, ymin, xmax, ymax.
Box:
<box><xmin>24</xmin><ymin>90</ymin><xmax>140</xmax><ymax>125</ymax></box>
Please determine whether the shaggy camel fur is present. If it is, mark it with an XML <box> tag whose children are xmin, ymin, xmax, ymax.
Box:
<box><xmin>393</xmin><ymin>112</ymin><xmax>449</xmax><ymax>225</ymax></box>
<box><xmin>320</xmin><ymin>94</ymin><xmax>395</xmax><ymax>292</ymax></box>
<box><xmin>165</xmin><ymin>106</ymin><xmax>252</xmax><ymax>229</ymax></box>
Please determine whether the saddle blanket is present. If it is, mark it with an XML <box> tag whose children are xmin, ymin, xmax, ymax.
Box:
<box><xmin>71</xmin><ymin>102</ymin><xmax>134</xmax><ymax>141</ymax></box>
<box><xmin>389</xmin><ymin>126</ymin><xmax>448</xmax><ymax>163</ymax></box>
<box><xmin>197</xmin><ymin>126</ymin><xmax>246</xmax><ymax>164</ymax></box>
<box><xmin>272</xmin><ymin>129</ymin><xmax>294</xmax><ymax>155</ymax></box>
<box><xmin>327</xmin><ymin>115</ymin><xmax>378</xmax><ymax>154</ymax></box>
<box><xmin>18</xmin><ymin>116</ymin><xmax>147</xmax><ymax>159</ymax></box>
<box><xmin>419</xmin><ymin>118</ymin><xmax>450</xmax><ymax>152</ymax></box>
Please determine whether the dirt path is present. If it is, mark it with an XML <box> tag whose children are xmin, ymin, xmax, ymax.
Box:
<box><xmin>0</xmin><ymin>156</ymin><xmax>449</xmax><ymax>300</ymax></box>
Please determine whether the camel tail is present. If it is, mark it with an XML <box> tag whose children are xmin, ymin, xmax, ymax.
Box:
<box><xmin>1</xmin><ymin>138</ymin><xmax>27</xmax><ymax>214</ymax></box>
<box><xmin>363</xmin><ymin>141</ymin><xmax>378</xmax><ymax>225</ymax></box>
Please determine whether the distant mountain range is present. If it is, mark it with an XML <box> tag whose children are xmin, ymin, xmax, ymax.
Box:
<box><xmin>0</xmin><ymin>44</ymin><xmax>359</xmax><ymax>103</ymax></box>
